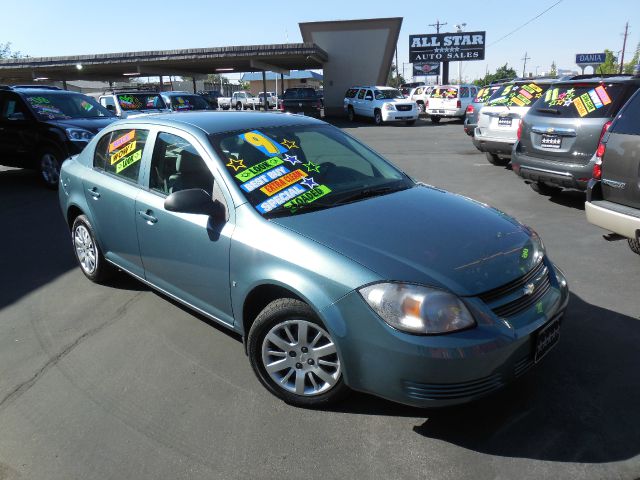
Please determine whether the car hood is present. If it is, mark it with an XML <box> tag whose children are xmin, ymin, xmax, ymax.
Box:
<box><xmin>272</xmin><ymin>185</ymin><xmax>542</xmax><ymax>296</ymax></box>
<box><xmin>50</xmin><ymin>117</ymin><xmax>117</xmax><ymax>133</ymax></box>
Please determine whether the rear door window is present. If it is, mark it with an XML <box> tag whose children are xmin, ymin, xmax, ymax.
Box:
<box><xmin>94</xmin><ymin>129</ymin><xmax>149</xmax><ymax>183</ymax></box>
<box><xmin>487</xmin><ymin>82</ymin><xmax>549</xmax><ymax>107</ymax></box>
<box><xmin>535</xmin><ymin>83</ymin><xmax>628</xmax><ymax>118</ymax></box>
<box><xmin>611</xmin><ymin>90</ymin><xmax>640</xmax><ymax>135</ymax></box>
<box><xmin>357</xmin><ymin>89</ymin><xmax>365</xmax><ymax>100</ymax></box>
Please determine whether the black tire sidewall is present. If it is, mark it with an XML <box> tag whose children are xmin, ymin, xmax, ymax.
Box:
<box><xmin>71</xmin><ymin>215</ymin><xmax>111</xmax><ymax>283</ymax></box>
<box><xmin>247</xmin><ymin>298</ymin><xmax>347</xmax><ymax>407</ymax></box>
<box><xmin>374</xmin><ymin>110</ymin><xmax>382</xmax><ymax>125</ymax></box>
<box><xmin>38</xmin><ymin>147</ymin><xmax>62</xmax><ymax>189</ymax></box>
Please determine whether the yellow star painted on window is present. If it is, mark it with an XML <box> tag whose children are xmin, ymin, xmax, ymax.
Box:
<box><xmin>226</xmin><ymin>157</ymin><xmax>246</xmax><ymax>172</ymax></box>
<box><xmin>281</xmin><ymin>139</ymin><xmax>298</xmax><ymax>149</ymax></box>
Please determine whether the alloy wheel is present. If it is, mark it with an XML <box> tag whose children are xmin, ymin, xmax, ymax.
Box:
<box><xmin>74</xmin><ymin>224</ymin><xmax>97</xmax><ymax>275</ymax></box>
<box><xmin>40</xmin><ymin>152</ymin><xmax>60</xmax><ymax>186</ymax></box>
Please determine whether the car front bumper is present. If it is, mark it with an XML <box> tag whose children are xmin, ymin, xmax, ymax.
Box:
<box><xmin>321</xmin><ymin>265</ymin><xmax>569</xmax><ymax>408</ymax></box>
<box><xmin>381</xmin><ymin>110</ymin><xmax>418</xmax><ymax>122</ymax></box>
<box><xmin>512</xmin><ymin>147</ymin><xmax>595</xmax><ymax>190</ymax></box>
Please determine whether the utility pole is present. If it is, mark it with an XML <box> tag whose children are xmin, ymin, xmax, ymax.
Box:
<box><xmin>521</xmin><ymin>52</ymin><xmax>531</xmax><ymax>77</ymax></box>
<box><xmin>429</xmin><ymin>20</ymin><xmax>448</xmax><ymax>84</ymax></box>
<box><xmin>619</xmin><ymin>21</ymin><xmax>629</xmax><ymax>74</ymax></box>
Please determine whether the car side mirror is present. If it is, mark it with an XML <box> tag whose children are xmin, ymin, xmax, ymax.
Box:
<box><xmin>164</xmin><ymin>188</ymin><xmax>226</xmax><ymax>222</ymax></box>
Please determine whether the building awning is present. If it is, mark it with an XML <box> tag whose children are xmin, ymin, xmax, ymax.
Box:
<box><xmin>241</xmin><ymin>70</ymin><xmax>323</xmax><ymax>81</ymax></box>
<box><xmin>0</xmin><ymin>43</ymin><xmax>328</xmax><ymax>82</ymax></box>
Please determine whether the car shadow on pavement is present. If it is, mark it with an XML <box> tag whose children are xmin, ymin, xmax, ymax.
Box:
<box><xmin>0</xmin><ymin>168</ymin><xmax>77</xmax><ymax>310</ymax></box>
<box><xmin>330</xmin><ymin>293</ymin><xmax>640</xmax><ymax>463</ymax></box>
<box><xmin>326</xmin><ymin>118</ymin><xmax>457</xmax><ymax>129</ymax></box>
<box><xmin>547</xmin><ymin>190</ymin><xmax>586</xmax><ymax>211</ymax></box>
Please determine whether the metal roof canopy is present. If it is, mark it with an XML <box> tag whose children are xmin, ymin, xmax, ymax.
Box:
<box><xmin>0</xmin><ymin>43</ymin><xmax>327</xmax><ymax>82</ymax></box>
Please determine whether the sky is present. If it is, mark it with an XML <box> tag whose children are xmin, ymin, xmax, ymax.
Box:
<box><xmin>2</xmin><ymin>0</ymin><xmax>639</xmax><ymax>83</ymax></box>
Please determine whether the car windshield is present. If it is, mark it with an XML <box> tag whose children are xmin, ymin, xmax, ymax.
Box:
<box><xmin>374</xmin><ymin>89</ymin><xmax>403</xmax><ymax>100</ymax></box>
<box><xmin>473</xmin><ymin>85</ymin><xmax>500</xmax><ymax>103</ymax></box>
<box><xmin>116</xmin><ymin>93</ymin><xmax>166</xmax><ymax>111</ymax></box>
<box><xmin>168</xmin><ymin>95</ymin><xmax>210</xmax><ymax>111</ymax></box>
<box><xmin>431</xmin><ymin>87</ymin><xmax>459</xmax><ymax>99</ymax></box>
<box><xmin>486</xmin><ymin>82</ymin><xmax>549</xmax><ymax>107</ymax></box>
<box><xmin>534</xmin><ymin>83</ymin><xmax>627</xmax><ymax>118</ymax></box>
<box><xmin>284</xmin><ymin>89</ymin><xmax>317</xmax><ymax>99</ymax></box>
<box><xmin>25</xmin><ymin>93</ymin><xmax>113</xmax><ymax>120</ymax></box>
<box><xmin>210</xmin><ymin>124</ymin><xmax>413</xmax><ymax>218</ymax></box>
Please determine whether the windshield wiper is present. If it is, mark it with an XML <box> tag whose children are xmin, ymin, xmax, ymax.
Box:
<box><xmin>265</xmin><ymin>200</ymin><xmax>334</xmax><ymax>218</ymax></box>
<box><xmin>332</xmin><ymin>184</ymin><xmax>409</xmax><ymax>206</ymax></box>
<box><xmin>536</xmin><ymin>107</ymin><xmax>561</xmax><ymax>115</ymax></box>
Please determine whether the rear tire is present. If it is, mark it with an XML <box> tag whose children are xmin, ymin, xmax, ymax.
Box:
<box><xmin>485</xmin><ymin>152</ymin><xmax>509</xmax><ymax>166</ymax></box>
<box><xmin>430</xmin><ymin>116</ymin><xmax>441</xmax><ymax>124</ymax></box>
<box><xmin>347</xmin><ymin>106</ymin><xmax>355</xmax><ymax>122</ymax></box>
<box><xmin>71</xmin><ymin>215</ymin><xmax>114</xmax><ymax>283</ymax></box>
<box><xmin>529</xmin><ymin>181</ymin><xmax>562</xmax><ymax>195</ymax></box>
<box><xmin>628</xmin><ymin>238</ymin><xmax>640</xmax><ymax>256</ymax></box>
<box><xmin>236</xmin><ymin>102</ymin><xmax>242</xmax><ymax>111</ymax></box>
<box><xmin>247</xmin><ymin>298</ymin><xmax>348</xmax><ymax>408</ymax></box>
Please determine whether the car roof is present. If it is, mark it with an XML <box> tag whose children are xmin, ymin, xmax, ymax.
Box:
<box><xmin>9</xmin><ymin>86</ymin><xmax>75</xmax><ymax>94</ymax></box>
<box><xmin>111</xmin><ymin>111</ymin><xmax>325</xmax><ymax>135</ymax></box>
<box><xmin>556</xmin><ymin>75</ymin><xmax>639</xmax><ymax>85</ymax></box>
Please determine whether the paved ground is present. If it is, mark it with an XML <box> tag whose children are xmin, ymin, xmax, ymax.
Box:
<box><xmin>1</xmin><ymin>118</ymin><xmax>639</xmax><ymax>480</ymax></box>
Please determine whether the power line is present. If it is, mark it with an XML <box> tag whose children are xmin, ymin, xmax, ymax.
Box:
<box><xmin>488</xmin><ymin>0</ymin><xmax>563</xmax><ymax>47</ymax></box>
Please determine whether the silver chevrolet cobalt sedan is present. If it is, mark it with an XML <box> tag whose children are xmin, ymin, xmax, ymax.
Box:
<box><xmin>59</xmin><ymin>111</ymin><xmax>568</xmax><ymax>408</ymax></box>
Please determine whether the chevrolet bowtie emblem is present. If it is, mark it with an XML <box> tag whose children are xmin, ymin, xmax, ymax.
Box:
<box><xmin>523</xmin><ymin>283</ymin><xmax>535</xmax><ymax>296</ymax></box>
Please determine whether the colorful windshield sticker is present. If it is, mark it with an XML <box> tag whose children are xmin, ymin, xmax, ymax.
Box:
<box><xmin>588</xmin><ymin>90</ymin><xmax>603</xmax><ymax>109</ymax></box>
<box><xmin>115</xmin><ymin>149</ymin><xmax>142</xmax><ymax>174</ymax></box>
<box><xmin>573</xmin><ymin>97</ymin><xmax>588</xmax><ymax>117</ymax></box>
<box><xmin>260</xmin><ymin>169</ymin><xmax>308</xmax><ymax>196</ymax></box>
<box><xmin>256</xmin><ymin>184</ymin><xmax>307</xmax><ymax>213</ymax></box>
<box><xmin>283</xmin><ymin>153</ymin><xmax>302</xmax><ymax>165</ymax></box>
<box><xmin>283</xmin><ymin>185</ymin><xmax>332</xmax><ymax>213</ymax></box>
<box><xmin>240</xmin><ymin>165</ymin><xmax>290</xmax><ymax>193</ymax></box>
<box><xmin>226</xmin><ymin>157</ymin><xmax>246</xmax><ymax>172</ymax></box>
<box><xmin>29</xmin><ymin>96</ymin><xmax>50</xmax><ymax>105</ymax></box>
<box><xmin>118</xmin><ymin>95</ymin><xmax>141</xmax><ymax>110</ymax></box>
<box><xmin>521</xmin><ymin>248</ymin><xmax>529</xmax><ymax>259</ymax></box>
<box><xmin>580</xmin><ymin>93</ymin><xmax>596</xmax><ymax>113</ymax></box>
<box><xmin>110</xmin><ymin>141</ymin><xmax>136</xmax><ymax>165</ymax></box>
<box><xmin>281</xmin><ymin>138</ymin><xmax>299</xmax><ymax>149</ymax></box>
<box><xmin>241</xmin><ymin>130</ymin><xmax>288</xmax><ymax>157</ymax></box>
<box><xmin>303</xmin><ymin>161</ymin><xmax>320</xmax><ymax>173</ymax></box>
<box><xmin>595</xmin><ymin>86</ymin><xmax>612</xmax><ymax>105</ymax></box>
<box><xmin>490</xmin><ymin>83</ymin><xmax>544</xmax><ymax>107</ymax></box>
<box><xmin>235</xmin><ymin>156</ymin><xmax>284</xmax><ymax>182</ymax></box>
<box><xmin>80</xmin><ymin>100</ymin><xmax>94</xmax><ymax>112</ymax></box>
<box><xmin>109</xmin><ymin>130</ymin><xmax>135</xmax><ymax>152</ymax></box>
<box><xmin>300</xmin><ymin>176</ymin><xmax>319</xmax><ymax>189</ymax></box>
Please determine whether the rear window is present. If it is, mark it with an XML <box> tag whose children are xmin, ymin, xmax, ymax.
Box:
<box><xmin>169</xmin><ymin>95</ymin><xmax>210</xmax><ymax>111</ymax></box>
<box><xmin>611</xmin><ymin>90</ymin><xmax>640</xmax><ymax>135</ymax></box>
<box><xmin>430</xmin><ymin>87</ymin><xmax>458</xmax><ymax>99</ymax></box>
<box><xmin>486</xmin><ymin>82</ymin><xmax>549</xmax><ymax>107</ymax></box>
<box><xmin>345</xmin><ymin>88</ymin><xmax>359</xmax><ymax>99</ymax></box>
<box><xmin>117</xmin><ymin>94</ymin><xmax>166</xmax><ymax>111</ymax></box>
<box><xmin>473</xmin><ymin>86</ymin><xmax>499</xmax><ymax>103</ymax></box>
<box><xmin>535</xmin><ymin>83</ymin><xmax>628</xmax><ymax>119</ymax></box>
<box><xmin>284</xmin><ymin>89</ymin><xmax>317</xmax><ymax>99</ymax></box>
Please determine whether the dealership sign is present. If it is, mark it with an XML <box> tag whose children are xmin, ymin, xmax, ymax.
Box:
<box><xmin>575</xmin><ymin>53</ymin><xmax>606</xmax><ymax>66</ymax></box>
<box><xmin>413</xmin><ymin>62</ymin><xmax>440</xmax><ymax>76</ymax></box>
<box><xmin>409</xmin><ymin>32</ymin><xmax>486</xmax><ymax>62</ymax></box>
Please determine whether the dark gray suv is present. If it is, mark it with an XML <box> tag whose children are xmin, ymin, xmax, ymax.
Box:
<box><xmin>512</xmin><ymin>75</ymin><xmax>640</xmax><ymax>195</ymax></box>
<box><xmin>586</xmin><ymin>89</ymin><xmax>640</xmax><ymax>256</ymax></box>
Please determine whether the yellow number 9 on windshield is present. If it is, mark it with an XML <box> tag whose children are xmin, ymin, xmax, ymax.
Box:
<box><xmin>241</xmin><ymin>130</ymin><xmax>288</xmax><ymax>157</ymax></box>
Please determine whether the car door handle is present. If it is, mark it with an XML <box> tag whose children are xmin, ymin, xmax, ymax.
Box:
<box><xmin>87</xmin><ymin>187</ymin><xmax>100</xmax><ymax>199</ymax></box>
<box><xmin>138</xmin><ymin>210</ymin><xmax>158</xmax><ymax>224</ymax></box>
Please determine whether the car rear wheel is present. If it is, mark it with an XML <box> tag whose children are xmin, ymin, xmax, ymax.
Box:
<box><xmin>71</xmin><ymin>215</ymin><xmax>114</xmax><ymax>283</ymax></box>
<box><xmin>39</xmin><ymin>148</ymin><xmax>62</xmax><ymax>189</ymax></box>
<box><xmin>529</xmin><ymin>181</ymin><xmax>562</xmax><ymax>195</ymax></box>
<box><xmin>374</xmin><ymin>109</ymin><xmax>383</xmax><ymax>125</ymax></box>
<box><xmin>347</xmin><ymin>106</ymin><xmax>355</xmax><ymax>122</ymax></box>
<box><xmin>628</xmin><ymin>238</ymin><xmax>640</xmax><ymax>256</ymax></box>
<box><xmin>485</xmin><ymin>152</ymin><xmax>509</xmax><ymax>166</ymax></box>
<box><xmin>247</xmin><ymin>298</ymin><xmax>348</xmax><ymax>407</ymax></box>
<box><xmin>430</xmin><ymin>116</ymin><xmax>441</xmax><ymax>123</ymax></box>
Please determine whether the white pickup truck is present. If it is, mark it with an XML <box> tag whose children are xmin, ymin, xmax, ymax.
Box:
<box><xmin>248</xmin><ymin>91</ymin><xmax>277</xmax><ymax>109</ymax></box>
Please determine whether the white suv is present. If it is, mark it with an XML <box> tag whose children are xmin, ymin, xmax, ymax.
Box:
<box><xmin>409</xmin><ymin>85</ymin><xmax>433</xmax><ymax>114</ymax></box>
<box><xmin>426</xmin><ymin>84</ymin><xmax>478</xmax><ymax>123</ymax></box>
<box><xmin>344</xmin><ymin>86</ymin><xmax>418</xmax><ymax>125</ymax></box>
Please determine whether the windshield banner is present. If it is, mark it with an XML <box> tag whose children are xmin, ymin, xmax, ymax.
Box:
<box><xmin>410</xmin><ymin>31</ymin><xmax>486</xmax><ymax>62</ymax></box>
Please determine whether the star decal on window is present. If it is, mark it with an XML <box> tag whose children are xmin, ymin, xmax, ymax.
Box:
<box><xmin>281</xmin><ymin>139</ymin><xmax>299</xmax><ymax>149</ymax></box>
<box><xmin>300</xmin><ymin>176</ymin><xmax>319</xmax><ymax>189</ymax></box>
<box><xmin>303</xmin><ymin>161</ymin><xmax>320</xmax><ymax>173</ymax></box>
<box><xmin>226</xmin><ymin>157</ymin><xmax>246</xmax><ymax>172</ymax></box>
<box><xmin>283</xmin><ymin>153</ymin><xmax>301</xmax><ymax>165</ymax></box>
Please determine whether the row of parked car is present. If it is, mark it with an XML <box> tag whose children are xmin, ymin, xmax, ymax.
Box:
<box><xmin>462</xmin><ymin>73</ymin><xmax>640</xmax><ymax>257</ymax></box>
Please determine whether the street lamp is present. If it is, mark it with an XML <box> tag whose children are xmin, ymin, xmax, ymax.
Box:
<box><xmin>454</xmin><ymin>23</ymin><xmax>467</xmax><ymax>83</ymax></box>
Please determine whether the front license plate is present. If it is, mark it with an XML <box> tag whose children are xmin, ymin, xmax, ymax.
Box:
<box><xmin>534</xmin><ymin>318</ymin><xmax>561</xmax><ymax>363</ymax></box>
<box><xmin>498</xmin><ymin>117</ymin><xmax>512</xmax><ymax>127</ymax></box>
<box><xmin>541</xmin><ymin>134</ymin><xmax>562</xmax><ymax>149</ymax></box>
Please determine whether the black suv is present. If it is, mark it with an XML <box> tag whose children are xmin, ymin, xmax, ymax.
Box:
<box><xmin>512</xmin><ymin>75</ymin><xmax>640</xmax><ymax>195</ymax></box>
<box><xmin>277</xmin><ymin>88</ymin><xmax>323</xmax><ymax>117</ymax></box>
<box><xmin>0</xmin><ymin>85</ymin><xmax>116</xmax><ymax>188</ymax></box>
<box><xmin>586</xmin><ymin>88</ymin><xmax>640</xmax><ymax>256</ymax></box>
<box><xmin>197</xmin><ymin>90</ymin><xmax>223</xmax><ymax>109</ymax></box>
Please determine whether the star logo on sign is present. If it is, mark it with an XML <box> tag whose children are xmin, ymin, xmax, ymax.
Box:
<box><xmin>303</xmin><ymin>161</ymin><xmax>320</xmax><ymax>173</ymax></box>
<box><xmin>283</xmin><ymin>153</ymin><xmax>301</xmax><ymax>165</ymax></box>
<box><xmin>281</xmin><ymin>139</ymin><xmax>299</xmax><ymax>149</ymax></box>
<box><xmin>226</xmin><ymin>157</ymin><xmax>246</xmax><ymax>172</ymax></box>
<box><xmin>301</xmin><ymin>177</ymin><xmax>319</xmax><ymax>189</ymax></box>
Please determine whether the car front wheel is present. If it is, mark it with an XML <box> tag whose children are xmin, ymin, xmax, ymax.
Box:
<box><xmin>71</xmin><ymin>215</ymin><xmax>114</xmax><ymax>283</ymax></box>
<box><xmin>248</xmin><ymin>298</ymin><xmax>348</xmax><ymax>407</ymax></box>
<box><xmin>39</xmin><ymin>148</ymin><xmax>62</xmax><ymax>189</ymax></box>
<box><xmin>374</xmin><ymin>109</ymin><xmax>383</xmax><ymax>125</ymax></box>
<box><xmin>347</xmin><ymin>106</ymin><xmax>355</xmax><ymax>122</ymax></box>
<box><xmin>236</xmin><ymin>102</ymin><xmax>242</xmax><ymax>110</ymax></box>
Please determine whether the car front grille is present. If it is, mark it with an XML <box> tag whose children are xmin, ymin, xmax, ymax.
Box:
<box><xmin>478</xmin><ymin>260</ymin><xmax>551</xmax><ymax>318</ymax></box>
<box><xmin>396</xmin><ymin>104</ymin><xmax>412</xmax><ymax>111</ymax></box>
<box><xmin>402</xmin><ymin>372</ymin><xmax>504</xmax><ymax>401</ymax></box>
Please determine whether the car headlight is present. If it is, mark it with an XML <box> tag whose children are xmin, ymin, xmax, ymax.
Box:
<box><xmin>359</xmin><ymin>283</ymin><xmax>476</xmax><ymax>335</ymax></box>
<box><xmin>383</xmin><ymin>103</ymin><xmax>396</xmax><ymax>111</ymax></box>
<box><xmin>66</xmin><ymin>128</ymin><xmax>94</xmax><ymax>142</ymax></box>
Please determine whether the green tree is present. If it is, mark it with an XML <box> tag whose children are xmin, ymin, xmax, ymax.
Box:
<box><xmin>0</xmin><ymin>42</ymin><xmax>26</xmax><ymax>59</ymax></box>
<box><xmin>623</xmin><ymin>42</ymin><xmax>640</xmax><ymax>74</ymax></box>
<box><xmin>549</xmin><ymin>61</ymin><xmax>557</xmax><ymax>77</ymax></box>
<box><xmin>596</xmin><ymin>49</ymin><xmax>620</xmax><ymax>74</ymax></box>
<box><xmin>386</xmin><ymin>63</ymin><xmax>406</xmax><ymax>88</ymax></box>
<box><xmin>473</xmin><ymin>63</ymin><xmax>517</xmax><ymax>86</ymax></box>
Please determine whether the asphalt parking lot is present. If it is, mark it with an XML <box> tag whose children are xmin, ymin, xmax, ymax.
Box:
<box><xmin>1</xmin><ymin>117</ymin><xmax>639</xmax><ymax>480</ymax></box>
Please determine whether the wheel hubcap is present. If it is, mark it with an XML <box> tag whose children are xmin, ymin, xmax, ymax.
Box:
<box><xmin>261</xmin><ymin>320</ymin><xmax>341</xmax><ymax>396</ymax></box>
<box><xmin>41</xmin><ymin>153</ymin><xmax>60</xmax><ymax>185</ymax></box>
<box><xmin>74</xmin><ymin>225</ymin><xmax>97</xmax><ymax>274</ymax></box>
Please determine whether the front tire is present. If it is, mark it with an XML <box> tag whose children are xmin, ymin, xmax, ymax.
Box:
<box><xmin>236</xmin><ymin>102</ymin><xmax>242</xmax><ymax>111</ymax></box>
<box><xmin>38</xmin><ymin>148</ymin><xmax>62</xmax><ymax>189</ymax></box>
<box><xmin>347</xmin><ymin>106</ymin><xmax>355</xmax><ymax>122</ymax></box>
<box><xmin>247</xmin><ymin>298</ymin><xmax>348</xmax><ymax>408</ymax></box>
<box><xmin>374</xmin><ymin>109</ymin><xmax>383</xmax><ymax>125</ymax></box>
<box><xmin>71</xmin><ymin>215</ymin><xmax>114</xmax><ymax>283</ymax></box>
